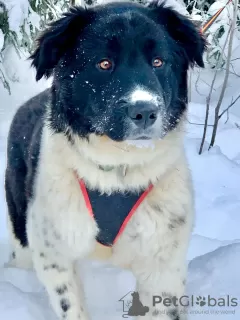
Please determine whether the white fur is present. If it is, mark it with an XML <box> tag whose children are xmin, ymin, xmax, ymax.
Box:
<box><xmin>130</xmin><ymin>88</ymin><xmax>159</xmax><ymax>104</ymax></box>
<box><xmin>5</xmin><ymin>214</ymin><xmax>33</xmax><ymax>269</ymax></box>
<box><xmin>125</xmin><ymin>139</ymin><xmax>156</xmax><ymax>149</ymax></box>
<box><xmin>7</xmin><ymin>117</ymin><xmax>194</xmax><ymax>320</ymax></box>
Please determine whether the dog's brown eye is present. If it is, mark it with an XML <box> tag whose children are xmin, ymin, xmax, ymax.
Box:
<box><xmin>152</xmin><ymin>57</ymin><xmax>163</xmax><ymax>68</ymax></box>
<box><xmin>98</xmin><ymin>59</ymin><xmax>113</xmax><ymax>70</ymax></box>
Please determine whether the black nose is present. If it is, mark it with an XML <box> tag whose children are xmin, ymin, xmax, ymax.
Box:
<box><xmin>127</xmin><ymin>102</ymin><xmax>158</xmax><ymax>129</ymax></box>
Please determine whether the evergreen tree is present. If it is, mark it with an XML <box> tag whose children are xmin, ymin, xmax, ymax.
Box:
<box><xmin>0</xmin><ymin>0</ymin><xmax>71</xmax><ymax>93</ymax></box>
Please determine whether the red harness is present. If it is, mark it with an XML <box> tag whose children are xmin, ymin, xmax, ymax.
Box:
<box><xmin>78</xmin><ymin>179</ymin><xmax>153</xmax><ymax>246</ymax></box>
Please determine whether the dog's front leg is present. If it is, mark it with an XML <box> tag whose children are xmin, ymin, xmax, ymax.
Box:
<box><xmin>27</xmin><ymin>210</ymin><xmax>96</xmax><ymax>320</ymax></box>
<box><xmin>31</xmin><ymin>250</ymin><xmax>88</xmax><ymax>320</ymax></box>
<box><xmin>131</xmin><ymin>243</ymin><xmax>188</xmax><ymax>320</ymax></box>
<box><xmin>26</xmin><ymin>190</ymin><xmax>97</xmax><ymax>319</ymax></box>
<box><xmin>25</xmin><ymin>146</ymin><xmax>99</xmax><ymax>320</ymax></box>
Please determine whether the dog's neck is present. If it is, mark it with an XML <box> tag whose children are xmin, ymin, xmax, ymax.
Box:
<box><xmin>97</xmin><ymin>163</ymin><xmax>128</xmax><ymax>177</ymax></box>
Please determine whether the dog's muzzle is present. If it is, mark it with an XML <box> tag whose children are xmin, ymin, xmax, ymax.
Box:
<box><xmin>126</xmin><ymin>101</ymin><xmax>158</xmax><ymax>129</ymax></box>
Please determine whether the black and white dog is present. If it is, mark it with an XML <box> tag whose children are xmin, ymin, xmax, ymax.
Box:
<box><xmin>5</xmin><ymin>1</ymin><xmax>205</xmax><ymax>319</ymax></box>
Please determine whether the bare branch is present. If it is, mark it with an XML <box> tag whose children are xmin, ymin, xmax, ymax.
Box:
<box><xmin>199</xmin><ymin>24</ymin><xmax>231</xmax><ymax>155</ymax></box>
<box><xmin>204</xmin><ymin>61</ymin><xmax>240</xmax><ymax>78</ymax></box>
<box><xmin>208</xmin><ymin>0</ymin><xmax>239</xmax><ymax>150</ymax></box>
<box><xmin>229</xmin><ymin>60</ymin><xmax>240</xmax><ymax>77</ymax></box>
<box><xmin>187</xmin><ymin>120</ymin><xmax>214</xmax><ymax>127</ymax></box>
<box><xmin>194</xmin><ymin>69</ymin><xmax>206</xmax><ymax>96</ymax></box>
<box><xmin>188</xmin><ymin>70</ymin><xmax>192</xmax><ymax>102</ymax></box>
<box><xmin>218</xmin><ymin>94</ymin><xmax>240</xmax><ymax>120</ymax></box>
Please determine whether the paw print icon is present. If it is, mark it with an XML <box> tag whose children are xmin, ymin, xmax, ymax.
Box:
<box><xmin>195</xmin><ymin>296</ymin><xmax>206</xmax><ymax>307</ymax></box>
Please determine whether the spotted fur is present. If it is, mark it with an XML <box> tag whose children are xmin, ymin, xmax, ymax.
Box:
<box><xmin>4</xmin><ymin>1</ymin><xmax>206</xmax><ymax>320</ymax></box>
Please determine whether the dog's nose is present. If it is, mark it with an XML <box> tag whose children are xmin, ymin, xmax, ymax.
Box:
<box><xmin>127</xmin><ymin>102</ymin><xmax>158</xmax><ymax>129</ymax></box>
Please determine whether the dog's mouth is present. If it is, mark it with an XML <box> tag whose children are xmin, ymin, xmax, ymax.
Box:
<box><xmin>125</xmin><ymin>131</ymin><xmax>159</xmax><ymax>141</ymax></box>
<box><xmin>125</xmin><ymin>138</ymin><xmax>156</xmax><ymax>149</ymax></box>
<box><xmin>135</xmin><ymin>136</ymin><xmax>151</xmax><ymax>140</ymax></box>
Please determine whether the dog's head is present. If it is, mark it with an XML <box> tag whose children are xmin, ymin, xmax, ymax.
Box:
<box><xmin>131</xmin><ymin>291</ymin><xmax>140</xmax><ymax>299</ymax></box>
<box><xmin>31</xmin><ymin>1</ymin><xmax>206</xmax><ymax>142</ymax></box>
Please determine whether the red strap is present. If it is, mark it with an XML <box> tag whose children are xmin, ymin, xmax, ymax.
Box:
<box><xmin>78</xmin><ymin>178</ymin><xmax>153</xmax><ymax>244</ymax></box>
<box><xmin>79</xmin><ymin>179</ymin><xmax>94</xmax><ymax>217</ymax></box>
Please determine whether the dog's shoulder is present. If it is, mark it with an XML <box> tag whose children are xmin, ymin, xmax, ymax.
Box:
<box><xmin>6</xmin><ymin>88</ymin><xmax>50</xmax><ymax>190</ymax></box>
<box><xmin>8</xmin><ymin>88</ymin><xmax>50</xmax><ymax>146</ymax></box>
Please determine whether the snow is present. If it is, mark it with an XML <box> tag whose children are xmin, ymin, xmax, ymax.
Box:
<box><xmin>3</xmin><ymin>0</ymin><xmax>40</xmax><ymax>40</ymax></box>
<box><xmin>1</xmin><ymin>1</ymin><xmax>240</xmax><ymax>319</ymax></box>
<box><xmin>1</xmin><ymin>67</ymin><xmax>240</xmax><ymax>318</ymax></box>
<box><xmin>3</xmin><ymin>0</ymin><xmax>29</xmax><ymax>36</ymax></box>
<box><xmin>130</xmin><ymin>88</ymin><xmax>158</xmax><ymax>104</ymax></box>
<box><xmin>187</xmin><ymin>243</ymin><xmax>240</xmax><ymax>319</ymax></box>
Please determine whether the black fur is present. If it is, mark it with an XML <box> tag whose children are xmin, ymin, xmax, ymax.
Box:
<box><xmin>29</xmin><ymin>1</ymin><xmax>206</xmax><ymax>141</ymax></box>
<box><xmin>168</xmin><ymin>308</ymin><xmax>180</xmax><ymax>320</ymax></box>
<box><xmin>5</xmin><ymin>89</ymin><xmax>49</xmax><ymax>246</ymax></box>
<box><xmin>5</xmin><ymin>1</ymin><xmax>206</xmax><ymax>248</ymax></box>
<box><xmin>56</xmin><ymin>285</ymin><xmax>68</xmax><ymax>295</ymax></box>
<box><xmin>60</xmin><ymin>298</ymin><xmax>71</xmax><ymax>313</ymax></box>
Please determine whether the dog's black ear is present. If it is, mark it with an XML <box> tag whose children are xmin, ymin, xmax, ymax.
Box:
<box><xmin>149</xmin><ymin>1</ymin><xmax>206</xmax><ymax>67</ymax></box>
<box><xmin>30</xmin><ymin>6</ymin><xmax>93</xmax><ymax>81</ymax></box>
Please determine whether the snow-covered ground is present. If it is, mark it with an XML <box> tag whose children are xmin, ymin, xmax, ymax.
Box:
<box><xmin>1</xmin><ymin>52</ymin><xmax>240</xmax><ymax>319</ymax></box>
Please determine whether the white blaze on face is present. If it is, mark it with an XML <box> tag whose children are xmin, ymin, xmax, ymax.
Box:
<box><xmin>130</xmin><ymin>88</ymin><xmax>158</xmax><ymax>105</ymax></box>
<box><xmin>125</xmin><ymin>87</ymin><xmax>164</xmax><ymax>142</ymax></box>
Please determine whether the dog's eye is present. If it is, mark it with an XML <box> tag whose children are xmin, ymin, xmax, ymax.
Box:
<box><xmin>152</xmin><ymin>57</ymin><xmax>163</xmax><ymax>68</ymax></box>
<box><xmin>97</xmin><ymin>59</ymin><xmax>113</xmax><ymax>71</ymax></box>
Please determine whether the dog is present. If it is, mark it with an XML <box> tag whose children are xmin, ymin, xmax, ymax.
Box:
<box><xmin>128</xmin><ymin>292</ymin><xmax>150</xmax><ymax>316</ymax></box>
<box><xmin>4</xmin><ymin>1</ymin><xmax>206</xmax><ymax>319</ymax></box>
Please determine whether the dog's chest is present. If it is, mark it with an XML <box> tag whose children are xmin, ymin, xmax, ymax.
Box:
<box><xmin>82</xmin><ymin>185</ymin><xmax>145</xmax><ymax>246</ymax></box>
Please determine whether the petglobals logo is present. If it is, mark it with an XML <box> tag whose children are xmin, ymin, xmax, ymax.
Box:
<box><xmin>152</xmin><ymin>295</ymin><xmax>238</xmax><ymax>308</ymax></box>
<box><xmin>119</xmin><ymin>292</ymin><xmax>238</xmax><ymax>317</ymax></box>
